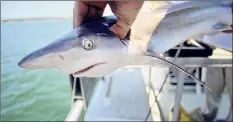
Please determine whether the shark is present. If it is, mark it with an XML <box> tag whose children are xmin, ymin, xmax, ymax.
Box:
<box><xmin>18</xmin><ymin>1</ymin><xmax>232</xmax><ymax>90</ymax></box>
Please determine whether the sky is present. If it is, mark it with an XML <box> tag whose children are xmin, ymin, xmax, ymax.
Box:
<box><xmin>1</xmin><ymin>1</ymin><xmax>181</xmax><ymax>20</ymax></box>
<box><xmin>1</xmin><ymin>1</ymin><xmax>116</xmax><ymax>20</ymax></box>
<box><xmin>1</xmin><ymin>1</ymin><xmax>75</xmax><ymax>20</ymax></box>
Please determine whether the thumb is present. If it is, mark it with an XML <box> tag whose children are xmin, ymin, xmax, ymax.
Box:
<box><xmin>110</xmin><ymin>19</ymin><xmax>131</xmax><ymax>39</ymax></box>
<box><xmin>108</xmin><ymin>0</ymin><xmax>144</xmax><ymax>39</ymax></box>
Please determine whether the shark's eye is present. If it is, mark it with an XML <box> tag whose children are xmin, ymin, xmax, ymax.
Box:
<box><xmin>82</xmin><ymin>38</ymin><xmax>94</xmax><ymax>50</ymax></box>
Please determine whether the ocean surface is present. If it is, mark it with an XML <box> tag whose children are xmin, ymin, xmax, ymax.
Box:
<box><xmin>1</xmin><ymin>19</ymin><xmax>74</xmax><ymax>121</ymax></box>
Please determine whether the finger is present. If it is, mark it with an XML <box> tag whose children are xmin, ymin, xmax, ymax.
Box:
<box><xmin>109</xmin><ymin>1</ymin><xmax>143</xmax><ymax>39</ymax></box>
<box><xmin>84</xmin><ymin>1</ymin><xmax>106</xmax><ymax>8</ymax></box>
<box><xmin>110</xmin><ymin>20</ymin><xmax>131</xmax><ymax>39</ymax></box>
<box><xmin>73</xmin><ymin>1</ymin><xmax>106</xmax><ymax>29</ymax></box>
<box><xmin>73</xmin><ymin>6</ymin><xmax>76</xmax><ymax>29</ymax></box>
<box><xmin>82</xmin><ymin>1</ymin><xmax>106</xmax><ymax>21</ymax></box>
<box><xmin>73</xmin><ymin>3</ymin><xmax>75</xmax><ymax>29</ymax></box>
<box><xmin>73</xmin><ymin>1</ymin><xmax>88</xmax><ymax>28</ymax></box>
<box><xmin>83</xmin><ymin>5</ymin><xmax>106</xmax><ymax>21</ymax></box>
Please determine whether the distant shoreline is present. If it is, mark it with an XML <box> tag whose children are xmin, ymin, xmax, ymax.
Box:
<box><xmin>1</xmin><ymin>17</ymin><xmax>72</xmax><ymax>22</ymax></box>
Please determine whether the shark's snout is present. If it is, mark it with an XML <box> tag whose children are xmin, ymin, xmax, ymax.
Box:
<box><xmin>18</xmin><ymin>59</ymin><xmax>25</xmax><ymax>68</ymax></box>
<box><xmin>18</xmin><ymin>51</ymin><xmax>38</xmax><ymax>69</ymax></box>
<box><xmin>18</xmin><ymin>50</ymin><xmax>59</xmax><ymax>69</ymax></box>
<box><xmin>18</xmin><ymin>17</ymin><xmax>127</xmax><ymax>77</ymax></box>
<box><xmin>18</xmin><ymin>28</ymin><xmax>81</xmax><ymax>69</ymax></box>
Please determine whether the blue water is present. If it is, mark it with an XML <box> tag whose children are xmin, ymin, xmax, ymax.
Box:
<box><xmin>1</xmin><ymin>19</ymin><xmax>74</xmax><ymax>121</ymax></box>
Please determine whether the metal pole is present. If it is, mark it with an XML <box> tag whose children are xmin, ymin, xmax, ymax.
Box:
<box><xmin>195</xmin><ymin>68</ymin><xmax>201</xmax><ymax>94</ymax></box>
<box><xmin>201</xmin><ymin>67</ymin><xmax>207</xmax><ymax>83</ymax></box>
<box><xmin>172</xmin><ymin>71</ymin><xmax>186</xmax><ymax>121</ymax></box>
<box><xmin>155</xmin><ymin>96</ymin><xmax>166</xmax><ymax>121</ymax></box>
<box><xmin>72</xmin><ymin>77</ymin><xmax>77</xmax><ymax>107</ymax></box>
<box><xmin>65</xmin><ymin>100</ymin><xmax>84</xmax><ymax>121</ymax></box>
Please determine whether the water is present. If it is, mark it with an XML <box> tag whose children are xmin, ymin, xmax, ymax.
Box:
<box><xmin>1</xmin><ymin>19</ymin><xmax>74</xmax><ymax>121</ymax></box>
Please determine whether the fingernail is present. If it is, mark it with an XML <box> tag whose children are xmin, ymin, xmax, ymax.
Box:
<box><xmin>110</xmin><ymin>24</ymin><xmax>116</xmax><ymax>32</ymax></box>
<box><xmin>110</xmin><ymin>24</ymin><xmax>126</xmax><ymax>39</ymax></box>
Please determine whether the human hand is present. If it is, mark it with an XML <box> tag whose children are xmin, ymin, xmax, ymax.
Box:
<box><xmin>73</xmin><ymin>1</ymin><xmax>144</xmax><ymax>39</ymax></box>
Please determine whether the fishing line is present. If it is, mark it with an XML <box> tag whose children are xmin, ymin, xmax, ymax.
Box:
<box><xmin>144</xmin><ymin>41</ymin><xmax>213</xmax><ymax>121</ymax></box>
<box><xmin>130</xmin><ymin>32</ymin><xmax>212</xmax><ymax>121</ymax></box>
<box><xmin>145</xmin><ymin>53</ymin><xmax>212</xmax><ymax>91</ymax></box>
<box><xmin>129</xmin><ymin>34</ymin><xmax>211</xmax><ymax>91</ymax></box>
<box><xmin>144</xmin><ymin>43</ymin><xmax>183</xmax><ymax>121</ymax></box>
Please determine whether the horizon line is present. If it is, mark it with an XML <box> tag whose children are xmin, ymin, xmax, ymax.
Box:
<box><xmin>1</xmin><ymin>16</ymin><xmax>73</xmax><ymax>22</ymax></box>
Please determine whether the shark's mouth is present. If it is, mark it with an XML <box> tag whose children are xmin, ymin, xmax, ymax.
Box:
<box><xmin>222</xmin><ymin>25</ymin><xmax>233</xmax><ymax>33</ymax></box>
<box><xmin>73</xmin><ymin>62</ymin><xmax>107</xmax><ymax>75</ymax></box>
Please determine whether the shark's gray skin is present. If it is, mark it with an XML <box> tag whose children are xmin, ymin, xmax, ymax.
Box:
<box><xmin>19</xmin><ymin>16</ymin><xmax>130</xmax><ymax>77</ymax></box>
<box><xmin>18</xmin><ymin>1</ymin><xmax>232</xmax><ymax>90</ymax></box>
<box><xmin>147</xmin><ymin>0</ymin><xmax>232</xmax><ymax>54</ymax></box>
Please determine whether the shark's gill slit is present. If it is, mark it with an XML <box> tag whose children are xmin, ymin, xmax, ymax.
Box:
<box><xmin>146</xmin><ymin>53</ymin><xmax>212</xmax><ymax>91</ymax></box>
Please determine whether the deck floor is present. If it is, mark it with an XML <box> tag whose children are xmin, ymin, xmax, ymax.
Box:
<box><xmin>84</xmin><ymin>68</ymin><xmax>230</xmax><ymax>121</ymax></box>
<box><xmin>84</xmin><ymin>48</ymin><xmax>231</xmax><ymax>121</ymax></box>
